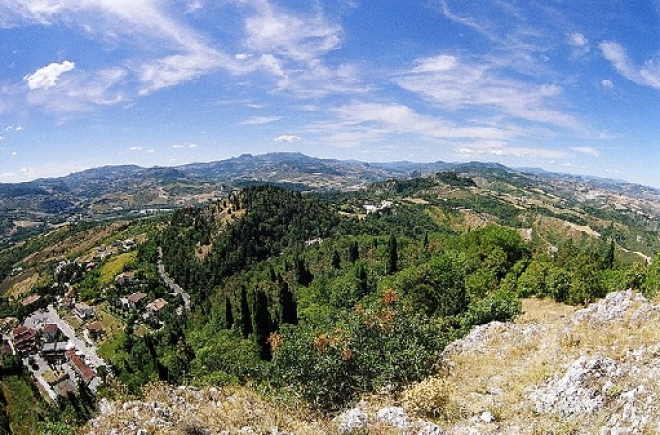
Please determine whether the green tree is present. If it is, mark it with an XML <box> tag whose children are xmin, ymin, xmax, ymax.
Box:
<box><xmin>254</xmin><ymin>289</ymin><xmax>273</xmax><ymax>361</ymax></box>
<box><xmin>240</xmin><ymin>287</ymin><xmax>253</xmax><ymax>338</ymax></box>
<box><xmin>279</xmin><ymin>281</ymin><xmax>298</xmax><ymax>326</ymax></box>
<box><xmin>225</xmin><ymin>296</ymin><xmax>234</xmax><ymax>330</ymax></box>
<box><xmin>387</xmin><ymin>235</ymin><xmax>398</xmax><ymax>275</ymax></box>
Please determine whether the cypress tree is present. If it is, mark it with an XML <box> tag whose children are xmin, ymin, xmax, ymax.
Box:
<box><xmin>240</xmin><ymin>287</ymin><xmax>253</xmax><ymax>338</ymax></box>
<box><xmin>332</xmin><ymin>249</ymin><xmax>341</xmax><ymax>269</ymax></box>
<box><xmin>279</xmin><ymin>281</ymin><xmax>298</xmax><ymax>325</ymax></box>
<box><xmin>296</xmin><ymin>256</ymin><xmax>313</xmax><ymax>286</ymax></box>
<box><xmin>387</xmin><ymin>235</ymin><xmax>398</xmax><ymax>275</ymax></box>
<box><xmin>225</xmin><ymin>296</ymin><xmax>234</xmax><ymax>330</ymax></box>
<box><xmin>349</xmin><ymin>241</ymin><xmax>359</xmax><ymax>263</ymax></box>
<box><xmin>254</xmin><ymin>289</ymin><xmax>273</xmax><ymax>361</ymax></box>
<box><xmin>356</xmin><ymin>262</ymin><xmax>369</xmax><ymax>299</ymax></box>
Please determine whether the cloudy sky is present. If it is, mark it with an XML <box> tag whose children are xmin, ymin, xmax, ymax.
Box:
<box><xmin>0</xmin><ymin>1</ymin><xmax>659</xmax><ymax>187</ymax></box>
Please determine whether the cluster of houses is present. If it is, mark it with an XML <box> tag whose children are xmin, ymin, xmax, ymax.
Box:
<box><xmin>5</xmin><ymin>317</ymin><xmax>103</xmax><ymax>397</ymax></box>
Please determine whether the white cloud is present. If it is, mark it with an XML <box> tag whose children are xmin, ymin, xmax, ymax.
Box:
<box><xmin>600</xmin><ymin>41</ymin><xmax>660</xmax><ymax>89</ymax></box>
<box><xmin>128</xmin><ymin>146</ymin><xmax>142</xmax><ymax>151</ymax></box>
<box><xmin>243</xmin><ymin>0</ymin><xmax>341</xmax><ymax>62</ymax></box>
<box><xmin>11</xmin><ymin>151</ymin><xmax>17</xmax><ymax>156</ymax></box>
<box><xmin>571</xmin><ymin>146</ymin><xmax>599</xmax><ymax>157</ymax></box>
<box><xmin>568</xmin><ymin>32</ymin><xmax>590</xmax><ymax>57</ymax></box>
<box><xmin>172</xmin><ymin>145</ymin><xmax>184</xmax><ymax>148</ymax></box>
<box><xmin>24</xmin><ymin>61</ymin><xmax>75</xmax><ymax>89</ymax></box>
<box><xmin>188</xmin><ymin>143</ymin><xmax>198</xmax><ymax>148</ymax></box>
<box><xmin>4</xmin><ymin>126</ymin><xmax>12</xmax><ymax>131</ymax></box>
<box><xmin>601</xmin><ymin>79</ymin><xmax>614</xmax><ymax>90</ymax></box>
<box><xmin>147</xmin><ymin>149</ymin><xmax>155</xmax><ymax>153</ymax></box>
<box><xmin>274</xmin><ymin>134</ymin><xmax>301</xmax><ymax>142</ymax></box>
<box><xmin>20</xmin><ymin>167</ymin><xmax>33</xmax><ymax>176</ymax></box>
<box><xmin>395</xmin><ymin>54</ymin><xmax>580</xmax><ymax>129</ymax></box>
<box><xmin>25</xmin><ymin>67</ymin><xmax>129</xmax><ymax>112</ymax></box>
<box><xmin>241</xmin><ymin>116</ymin><xmax>282</xmax><ymax>125</ymax></box>
<box><xmin>15</xmin><ymin>126</ymin><xmax>22</xmax><ymax>131</ymax></box>
<box><xmin>570</xmin><ymin>32</ymin><xmax>588</xmax><ymax>48</ymax></box>
<box><xmin>0</xmin><ymin>135</ymin><xmax>3</xmax><ymax>141</ymax></box>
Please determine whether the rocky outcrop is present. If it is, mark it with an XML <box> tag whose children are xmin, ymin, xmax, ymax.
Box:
<box><xmin>86</xmin><ymin>291</ymin><xmax>660</xmax><ymax>435</ymax></box>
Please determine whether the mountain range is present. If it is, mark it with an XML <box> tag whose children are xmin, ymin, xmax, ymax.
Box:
<box><xmin>2</xmin><ymin>152</ymin><xmax>660</xmax><ymax>247</ymax></box>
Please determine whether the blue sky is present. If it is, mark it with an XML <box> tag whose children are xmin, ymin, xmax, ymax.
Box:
<box><xmin>0</xmin><ymin>1</ymin><xmax>659</xmax><ymax>187</ymax></box>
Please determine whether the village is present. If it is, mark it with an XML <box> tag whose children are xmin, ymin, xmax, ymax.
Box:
<box><xmin>0</xmin><ymin>238</ymin><xmax>190</xmax><ymax>403</ymax></box>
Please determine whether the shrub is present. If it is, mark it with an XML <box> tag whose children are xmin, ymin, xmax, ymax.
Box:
<box><xmin>270</xmin><ymin>305</ymin><xmax>445</xmax><ymax>410</ymax></box>
<box><xmin>401</xmin><ymin>376</ymin><xmax>454</xmax><ymax>420</ymax></box>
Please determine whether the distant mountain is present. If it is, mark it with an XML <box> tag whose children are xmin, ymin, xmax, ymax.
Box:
<box><xmin>2</xmin><ymin>152</ymin><xmax>660</xmax><ymax>246</ymax></box>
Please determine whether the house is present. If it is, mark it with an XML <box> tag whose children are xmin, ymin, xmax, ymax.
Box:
<box><xmin>126</xmin><ymin>292</ymin><xmax>148</xmax><ymax>310</ymax></box>
<box><xmin>41</xmin><ymin>342</ymin><xmax>68</xmax><ymax>364</ymax></box>
<box><xmin>146</xmin><ymin>298</ymin><xmax>168</xmax><ymax>316</ymax></box>
<box><xmin>55</xmin><ymin>379</ymin><xmax>76</xmax><ymax>397</ymax></box>
<box><xmin>73</xmin><ymin>302</ymin><xmax>94</xmax><ymax>320</ymax></box>
<box><xmin>11</xmin><ymin>325</ymin><xmax>37</xmax><ymax>355</ymax></box>
<box><xmin>41</xmin><ymin>323</ymin><xmax>59</xmax><ymax>342</ymax></box>
<box><xmin>65</xmin><ymin>350</ymin><xmax>95</xmax><ymax>384</ymax></box>
<box><xmin>86</xmin><ymin>321</ymin><xmax>105</xmax><ymax>339</ymax></box>
<box><xmin>21</xmin><ymin>294</ymin><xmax>41</xmax><ymax>308</ymax></box>
<box><xmin>115</xmin><ymin>271</ymin><xmax>138</xmax><ymax>287</ymax></box>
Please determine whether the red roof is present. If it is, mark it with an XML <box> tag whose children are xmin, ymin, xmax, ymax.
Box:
<box><xmin>127</xmin><ymin>292</ymin><xmax>148</xmax><ymax>304</ymax></box>
<box><xmin>42</xmin><ymin>323</ymin><xmax>58</xmax><ymax>334</ymax></box>
<box><xmin>65</xmin><ymin>350</ymin><xmax>95</xmax><ymax>384</ymax></box>
<box><xmin>86</xmin><ymin>321</ymin><xmax>104</xmax><ymax>333</ymax></box>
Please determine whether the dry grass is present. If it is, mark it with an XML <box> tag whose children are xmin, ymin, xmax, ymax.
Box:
<box><xmin>0</xmin><ymin>270</ymin><xmax>41</xmax><ymax>298</ymax></box>
<box><xmin>397</xmin><ymin>294</ymin><xmax>660</xmax><ymax>434</ymax></box>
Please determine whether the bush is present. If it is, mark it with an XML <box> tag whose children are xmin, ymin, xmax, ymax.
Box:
<box><xmin>459</xmin><ymin>289</ymin><xmax>521</xmax><ymax>332</ymax></box>
<box><xmin>270</xmin><ymin>303</ymin><xmax>446</xmax><ymax>410</ymax></box>
<box><xmin>401</xmin><ymin>376</ymin><xmax>454</xmax><ymax>420</ymax></box>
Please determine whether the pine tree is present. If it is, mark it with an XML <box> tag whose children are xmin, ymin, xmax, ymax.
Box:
<box><xmin>279</xmin><ymin>281</ymin><xmax>298</xmax><ymax>325</ymax></box>
<box><xmin>225</xmin><ymin>296</ymin><xmax>234</xmax><ymax>330</ymax></box>
<box><xmin>240</xmin><ymin>287</ymin><xmax>253</xmax><ymax>338</ymax></box>
<box><xmin>387</xmin><ymin>235</ymin><xmax>398</xmax><ymax>275</ymax></box>
<box><xmin>254</xmin><ymin>289</ymin><xmax>273</xmax><ymax>361</ymax></box>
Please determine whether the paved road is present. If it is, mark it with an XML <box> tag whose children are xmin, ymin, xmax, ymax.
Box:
<box><xmin>42</xmin><ymin>306</ymin><xmax>107</xmax><ymax>369</ymax></box>
<box><xmin>158</xmin><ymin>247</ymin><xmax>191</xmax><ymax>310</ymax></box>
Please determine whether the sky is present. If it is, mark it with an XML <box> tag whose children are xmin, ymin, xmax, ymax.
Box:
<box><xmin>0</xmin><ymin>1</ymin><xmax>659</xmax><ymax>187</ymax></box>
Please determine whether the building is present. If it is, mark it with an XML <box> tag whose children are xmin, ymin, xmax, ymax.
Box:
<box><xmin>73</xmin><ymin>302</ymin><xmax>94</xmax><ymax>320</ymax></box>
<box><xmin>126</xmin><ymin>292</ymin><xmax>148</xmax><ymax>310</ymax></box>
<box><xmin>115</xmin><ymin>271</ymin><xmax>138</xmax><ymax>287</ymax></box>
<box><xmin>146</xmin><ymin>298</ymin><xmax>168</xmax><ymax>316</ymax></box>
<box><xmin>65</xmin><ymin>350</ymin><xmax>95</xmax><ymax>384</ymax></box>
<box><xmin>11</xmin><ymin>325</ymin><xmax>37</xmax><ymax>355</ymax></box>
<box><xmin>41</xmin><ymin>342</ymin><xmax>68</xmax><ymax>364</ymax></box>
<box><xmin>21</xmin><ymin>294</ymin><xmax>41</xmax><ymax>308</ymax></box>
<box><xmin>41</xmin><ymin>323</ymin><xmax>59</xmax><ymax>342</ymax></box>
<box><xmin>86</xmin><ymin>321</ymin><xmax>105</xmax><ymax>339</ymax></box>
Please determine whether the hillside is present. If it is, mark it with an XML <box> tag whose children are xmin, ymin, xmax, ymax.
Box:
<box><xmin>2</xmin><ymin>171</ymin><xmax>660</xmax><ymax>434</ymax></box>
<box><xmin>2</xmin><ymin>153</ymin><xmax>660</xmax><ymax>252</ymax></box>
<box><xmin>84</xmin><ymin>291</ymin><xmax>660</xmax><ymax>434</ymax></box>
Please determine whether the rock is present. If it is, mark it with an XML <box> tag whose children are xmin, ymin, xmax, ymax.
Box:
<box><xmin>376</xmin><ymin>407</ymin><xmax>411</xmax><ymax>428</ymax></box>
<box><xmin>532</xmin><ymin>356</ymin><xmax>621</xmax><ymax>418</ymax></box>
<box><xmin>479</xmin><ymin>411</ymin><xmax>494</xmax><ymax>423</ymax></box>
<box><xmin>334</xmin><ymin>407</ymin><xmax>368</xmax><ymax>433</ymax></box>
<box><xmin>416</xmin><ymin>422</ymin><xmax>446</xmax><ymax>435</ymax></box>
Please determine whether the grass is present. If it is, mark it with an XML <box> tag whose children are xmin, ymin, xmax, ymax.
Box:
<box><xmin>98</xmin><ymin>251</ymin><xmax>137</xmax><ymax>287</ymax></box>
<box><xmin>0</xmin><ymin>270</ymin><xmax>41</xmax><ymax>298</ymax></box>
<box><xmin>1</xmin><ymin>376</ymin><xmax>47</xmax><ymax>435</ymax></box>
<box><xmin>93</xmin><ymin>303</ymin><xmax>125</xmax><ymax>345</ymax></box>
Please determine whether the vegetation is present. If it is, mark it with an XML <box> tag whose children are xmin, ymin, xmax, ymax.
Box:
<box><xmin>2</xmin><ymin>168</ymin><xmax>660</xmax><ymax>430</ymax></box>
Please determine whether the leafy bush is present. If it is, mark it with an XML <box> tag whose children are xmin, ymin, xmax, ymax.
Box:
<box><xmin>270</xmin><ymin>301</ymin><xmax>445</xmax><ymax>410</ymax></box>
